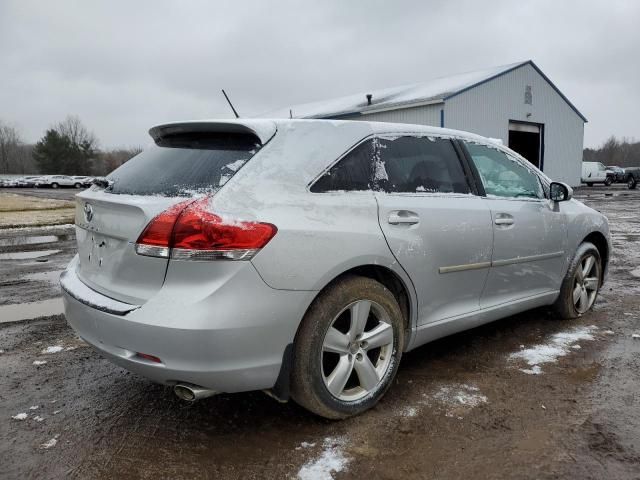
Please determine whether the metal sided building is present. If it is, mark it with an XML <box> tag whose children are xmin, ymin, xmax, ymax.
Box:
<box><xmin>268</xmin><ymin>60</ymin><xmax>587</xmax><ymax>186</ymax></box>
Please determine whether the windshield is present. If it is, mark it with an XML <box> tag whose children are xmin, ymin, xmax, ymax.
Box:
<box><xmin>106</xmin><ymin>132</ymin><xmax>261</xmax><ymax>196</ymax></box>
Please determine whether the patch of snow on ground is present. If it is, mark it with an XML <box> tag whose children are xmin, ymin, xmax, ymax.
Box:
<box><xmin>33</xmin><ymin>360</ymin><xmax>47</xmax><ymax>366</ymax></box>
<box><xmin>29</xmin><ymin>405</ymin><xmax>39</xmax><ymax>410</ymax></box>
<box><xmin>630</xmin><ymin>267</ymin><xmax>640</xmax><ymax>278</ymax></box>
<box><xmin>12</xmin><ymin>413</ymin><xmax>28</xmax><ymax>421</ymax></box>
<box><xmin>521</xmin><ymin>365</ymin><xmax>542</xmax><ymax>375</ymax></box>
<box><xmin>40</xmin><ymin>435</ymin><xmax>59</xmax><ymax>449</ymax></box>
<box><xmin>399</xmin><ymin>406</ymin><xmax>419</xmax><ymax>417</ymax></box>
<box><xmin>632</xmin><ymin>334</ymin><xmax>640</xmax><ymax>339</ymax></box>
<box><xmin>297</xmin><ymin>437</ymin><xmax>349</xmax><ymax>480</ymax></box>
<box><xmin>41</xmin><ymin>346</ymin><xmax>64</xmax><ymax>354</ymax></box>
<box><xmin>33</xmin><ymin>416</ymin><xmax>44</xmax><ymax>422</ymax></box>
<box><xmin>510</xmin><ymin>326</ymin><xmax>597</xmax><ymax>374</ymax></box>
<box><xmin>433</xmin><ymin>384</ymin><xmax>488</xmax><ymax>409</ymax></box>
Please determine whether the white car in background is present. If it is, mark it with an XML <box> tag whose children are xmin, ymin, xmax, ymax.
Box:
<box><xmin>37</xmin><ymin>175</ymin><xmax>87</xmax><ymax>188</ymax></box>
<box><xmin>581</xmin><ymin>162</ymin><xmax>611</xmax><ymax>186</ymax></box>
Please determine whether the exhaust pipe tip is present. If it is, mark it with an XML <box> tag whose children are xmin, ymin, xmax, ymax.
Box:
<box><xmin>174</xmin><ymin>383</ymin><xmax>217</xmax><ymax>402</ymax></box>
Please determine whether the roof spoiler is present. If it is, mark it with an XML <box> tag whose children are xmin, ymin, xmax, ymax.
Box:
<box><xmin>148</xmin><ymin>120</ymin><xmax>277</xmax><ymax>145</ymax></box>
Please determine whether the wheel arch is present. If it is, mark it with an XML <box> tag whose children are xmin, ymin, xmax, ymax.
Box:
<box><xmin>271</xmin><ymin>263</ymin><xmax>416</xmax><ymax>403</ymax></box>
<box><xmin>582</xmin><ymin>231</ymin><xmax>609</xmax><ymax>281</ymax></box>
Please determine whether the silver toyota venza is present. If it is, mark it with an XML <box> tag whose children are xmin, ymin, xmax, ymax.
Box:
<box><xmin>61</xmin><ymin>119</ymin><xmax>610</xmax><ymax>419</ymax></box>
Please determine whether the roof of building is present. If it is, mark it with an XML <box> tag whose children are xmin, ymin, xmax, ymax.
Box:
<box><xmin>263</xmin><ymin>60</ymin><xmax>587</xmax><ymax>122</ymax></box>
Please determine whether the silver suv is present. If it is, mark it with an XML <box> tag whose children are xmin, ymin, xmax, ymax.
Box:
<box><xmin>61</xmin><ymin>119</ymin><xmax>610</xmax><ymax>419</ymax></box>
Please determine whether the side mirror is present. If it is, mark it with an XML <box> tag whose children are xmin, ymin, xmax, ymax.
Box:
<box><xmin>550</xmin><ymin>182</ymin><xmax>572</xmax><ymax>202</ymax></box>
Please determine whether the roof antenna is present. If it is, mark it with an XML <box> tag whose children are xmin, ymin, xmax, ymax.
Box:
<box><xmin>366</xmin><ymin>94</ymin><xmax>373</xmax><ymax>105</ymax></box>
<box><xmin>289</xmin><ymin>109</ymin><xmax>293</xmax><ymax>119</ymax></box>
<box><xmin>221</xmin><ymin>89</ymin><xmax>240</xmax><ymax>118</ymax></box>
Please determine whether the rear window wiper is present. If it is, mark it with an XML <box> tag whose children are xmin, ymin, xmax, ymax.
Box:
<box><xmin>93</xmin><ymin>177</ymin><xmax>114</xmax><ymax>189</ymax></box>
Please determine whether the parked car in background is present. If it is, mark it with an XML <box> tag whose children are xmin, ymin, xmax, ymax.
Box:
<box><xmin>71</xmin><ymin>176</ymin><xmax>94</xmax><ymax>187</ymax></box>
<box><xmin>37</xmin><ymin>175</ymin><xmax>87</xmax><ymax>188</ymax></box>
<box><xmin>625</xmin><ymin>167</ymin><xmax>640</xmax><ymax>189</ymax></box>
<box><xmin>606</xmin><ymin>166</ymin><xmax>626</xmax><ymax>183</ymax></box>
<box><xmin>582</xmin><ymin>161</ymin><xmax>610</xmax><ymax>186</ymax></box>
<box><xmin>61</xmin><ymin>119</ymin><xmax>611</xmax><ymax>419</ymax></box>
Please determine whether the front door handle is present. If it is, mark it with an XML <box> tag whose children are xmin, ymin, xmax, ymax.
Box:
<box><xmin>494</xmin><ymin>213</ymin><xmax>514</xmax><ymax>226</ymax></box>
<box><xmin>388</xmin><ymin>210</ymin><xmax>420</xmax><ymax>225</ymax></box>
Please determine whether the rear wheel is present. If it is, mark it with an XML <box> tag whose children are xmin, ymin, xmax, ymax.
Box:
<box><xmin>553</xmin><ymin>242</ymin><xmax>602</xmax><ymax>319</ymax></box>
<box><xmin>291</xmin><ymin>276</ymin><xmax>404</xmax><ymax>419</ymax></box>
<box><xmin>628</xmin><ymin>177</ymin><xmax>637</xmax><ymax>190</ymax></box>
<box><xmin>51</xmin><ymin>183</ymin><xmax>59</xmax><ymax>189</ymax></box>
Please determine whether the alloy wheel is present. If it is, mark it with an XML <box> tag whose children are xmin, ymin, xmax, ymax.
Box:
<box><xmin>572</xmin><ymin>254</ymin><xmax>599</xmax><ymax>314</ymax></box>
<box><xmin>321</xmin><ymin>300</ymin><xmax>394</xmax><ymax>401</ymax></box>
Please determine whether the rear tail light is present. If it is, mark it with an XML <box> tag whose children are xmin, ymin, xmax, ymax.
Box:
<box><xmin>134</xmin><ymin>197</ymin><xmax>277</xmax><ymax>261</ymax></box>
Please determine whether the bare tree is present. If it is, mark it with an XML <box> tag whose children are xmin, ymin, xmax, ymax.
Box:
<box><xmin>55</xmin><ymin>115</ymin><xmax>99</xmax><ymax>152</ymax></box>
<box><xmin>0</xmin><ymin>121</ymin><xmax>23</xmax><ymax>174</ymax></box>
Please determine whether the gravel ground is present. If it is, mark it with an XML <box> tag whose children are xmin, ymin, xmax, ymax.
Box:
<box><xmin>0</xmin><ymin>185</ymin><xmax>639</xmax><ymax>479</ymax></box>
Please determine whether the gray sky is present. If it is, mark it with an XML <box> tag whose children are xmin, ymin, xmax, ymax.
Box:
<box><xmin>1</xmin><ymin>0</ymin><xmax>638</xmax><ymax>149</ymax></box>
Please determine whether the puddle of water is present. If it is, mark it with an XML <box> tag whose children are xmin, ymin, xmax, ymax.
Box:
<box><xmin>23</xmin><ymin>270</ymin><xmax>62</xmax><ymax>284</ymax></box>
<box><xmin>0</xmin><ymin>298</ymin><xmax>64</xmax><ymax>323</ymax></box>
<box><xmin>0</xmin><ymin>235</ymin><xmax>59</xmax><ymax>247</ymax></box>
<box><xmin>0</xmin><ymin>249</ymin><xmax>61</xmax><ymax>260</ymax></box>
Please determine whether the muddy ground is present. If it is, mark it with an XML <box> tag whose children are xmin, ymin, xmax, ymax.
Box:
<box><xmin>0</xmin><ymin>186</ymin><xmax>639</xmax><ymax>479</ymax></box>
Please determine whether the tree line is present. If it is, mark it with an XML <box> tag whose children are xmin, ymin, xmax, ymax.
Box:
<box><xmin>583</xmin><ymin>136</ymin><xmax>640</xmax><ymax>168</ymax></box>
<box><xmin>0</xmin><ymin>115</ymin><xmax>141</xmax><ymax>176</ymax></box>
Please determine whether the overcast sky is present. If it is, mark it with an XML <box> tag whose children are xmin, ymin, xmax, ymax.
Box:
<box><xmin>1</xmin><ymin>0</ymin><xmax>638</xmax><ymax>149</ymax></box>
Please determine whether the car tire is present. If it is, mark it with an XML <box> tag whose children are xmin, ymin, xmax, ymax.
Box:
<box><xmin>291</xmin><ymin>275</ymin><xmax>404</xmax><ymax>419</ymax></box>
<box><xmin>628</xmin><ymin>177</ymin><xmax>637</xmax><ymax>190</ymax></box>
<box><xmin>604</xmin><ymin>177</ymin><xmax>612</xmax><ymax>186</ymax></box>
<box><xmin>51</xmin><ymin>183</ymin><xmax>59</xmax><ymax>189</ymax></box>
<box><xmin>586</xmin><ymin>182</ymin><xmax>593</xmax><ymax>187</ymax></box>
<box><xmin>74</xmin><ymin>183</ymin><xmax>81</xmax><ymax>188</ymax></box>
<box><xmin>553</xmin><ymin>242</ymin><xmax>602</xmax><ymax>319</ymax></box>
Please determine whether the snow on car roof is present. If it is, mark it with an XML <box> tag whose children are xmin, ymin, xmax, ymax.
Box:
<box><xmin>260</xmin><ymin>61</ymin><xmax>528</xmax><ymax>119</ymax></box>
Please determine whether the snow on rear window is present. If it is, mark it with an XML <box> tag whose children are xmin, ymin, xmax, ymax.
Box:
<box><xmin>106</xmin><ymin>132</ymin><xmax>260</xmax><ymax>197</ymax></box>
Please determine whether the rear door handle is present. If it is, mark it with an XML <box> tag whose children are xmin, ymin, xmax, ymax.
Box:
<box><xmin>388</xmin><ymin>210</ymin><xmax>420</xmax><ymax>225</ymax></box>
<box><xmin>494</xmin><ymin>213</ymin><xmax>514</xmax><ymax>226</ymax></box>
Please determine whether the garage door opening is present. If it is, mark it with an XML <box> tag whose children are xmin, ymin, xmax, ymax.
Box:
<box><xmin>508</xmin><ymin>121</ymin><xmax>543</xmax><ymax>169</ymax></box>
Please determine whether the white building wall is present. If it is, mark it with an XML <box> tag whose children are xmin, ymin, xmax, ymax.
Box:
<box><xmin>444</xmin><ymin>63</ymin><xmax>584</xmax><ymax>186</ymax></box>
<box><xmin>342</xmin><ymin>103</ymin><xmax>443</xmax><ymax>127</ymax></box>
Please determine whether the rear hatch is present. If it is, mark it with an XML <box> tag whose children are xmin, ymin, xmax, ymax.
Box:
<box><xmin>74</xmin><ymin>122</ymin><xmax>274</xmax><ymax>304</ymax></box>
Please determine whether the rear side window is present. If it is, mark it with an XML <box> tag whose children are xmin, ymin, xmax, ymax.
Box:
<box><xmin>377</xmin><ymin>137</ymin><xmax>470</xmax><ymax>194</ymax></box>
<box><xmin>107</xmin><ymin>132</ymin><xmax>261</xmax><ymax>196</ymax></box>
<box><xmin>311</xmin><ymin>136</ymin><xmax>470</xmax><ymax>194</ymax></box>
<box><xmin>310</xmin><ymin>141</ymin><xmax>374</xmax><ymax>192</ymax></box>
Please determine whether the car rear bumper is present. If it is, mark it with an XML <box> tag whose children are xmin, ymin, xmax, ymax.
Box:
<box><xmin>61</xmin><ymin>255</ymin><xmax>316</xmax><ymax>393</ymax></box>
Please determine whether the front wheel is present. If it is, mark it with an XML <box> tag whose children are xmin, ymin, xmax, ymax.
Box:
<box><xmin>604</xmin><ymin>177</ymin><xmax>613</xmax><ymax>186</ymax></box>
<box><xmin>553</xmin><ymin>242</ymin><xmax>602</xmax><ymax>319</ymax></box>
<box><xmin>74</xmin><ymin>183</ymin><xmax>82</xmax><ymax>189</ymax></box>
<box><xmin>291</xmin><ymin>276</ymin><xmax>404</xmax><ymax>419</ymax></box>
<box><xmin>51</xmin><ymin>183</ymin><xmax>59</xmax><ymax>189</ymax></box>
<box><xmin>628</xmin><ymin>177</ymin><xmax>637</xmax><ymax>190</ymax></box>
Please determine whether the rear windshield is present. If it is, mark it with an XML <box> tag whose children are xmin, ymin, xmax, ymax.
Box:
<box><xmin>106</xmin><ymin>132</ymin><xmax>261</xmax><ymax>196</ymax></box>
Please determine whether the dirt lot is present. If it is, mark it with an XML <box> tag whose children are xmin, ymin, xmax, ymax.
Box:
<box><xmin>0</xmin><ymin>189</ymin><xmax>75</xmax><ymax>228</ymax></box>
<box><xmin>1</xmin><ymin>186</ymin><xmax>639</xmax><ymax>479</ymax></box>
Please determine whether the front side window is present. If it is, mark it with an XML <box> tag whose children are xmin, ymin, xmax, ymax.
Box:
<box><xmin>465</xmin><ymin>143</ymin><xmax>543</xmax><ymax>199</ymax></box>
<box><xmin>311</xmin><ymin>136</ymin><xmax>470</xmax><ymax>194</ymax></box>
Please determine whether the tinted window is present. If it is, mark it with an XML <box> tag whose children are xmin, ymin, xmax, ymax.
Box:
<box><xmin>465</xmin><ymin>143</ymin><xmax>543</xmax><ymax>199</ymax></box>
<box><xmin>311</xmin><ymin>140</ymin><xmax>374</xmax><ymax>192</ymax></box>
<box><xmin>377</xmin><ymin>137</ymin><xmax>470</xmax><ymax>194</ymax></box>
<box><xmin>107</xmin><ymin>132</ymin><xmax>260</xmax><ymax>196</ymax></box>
